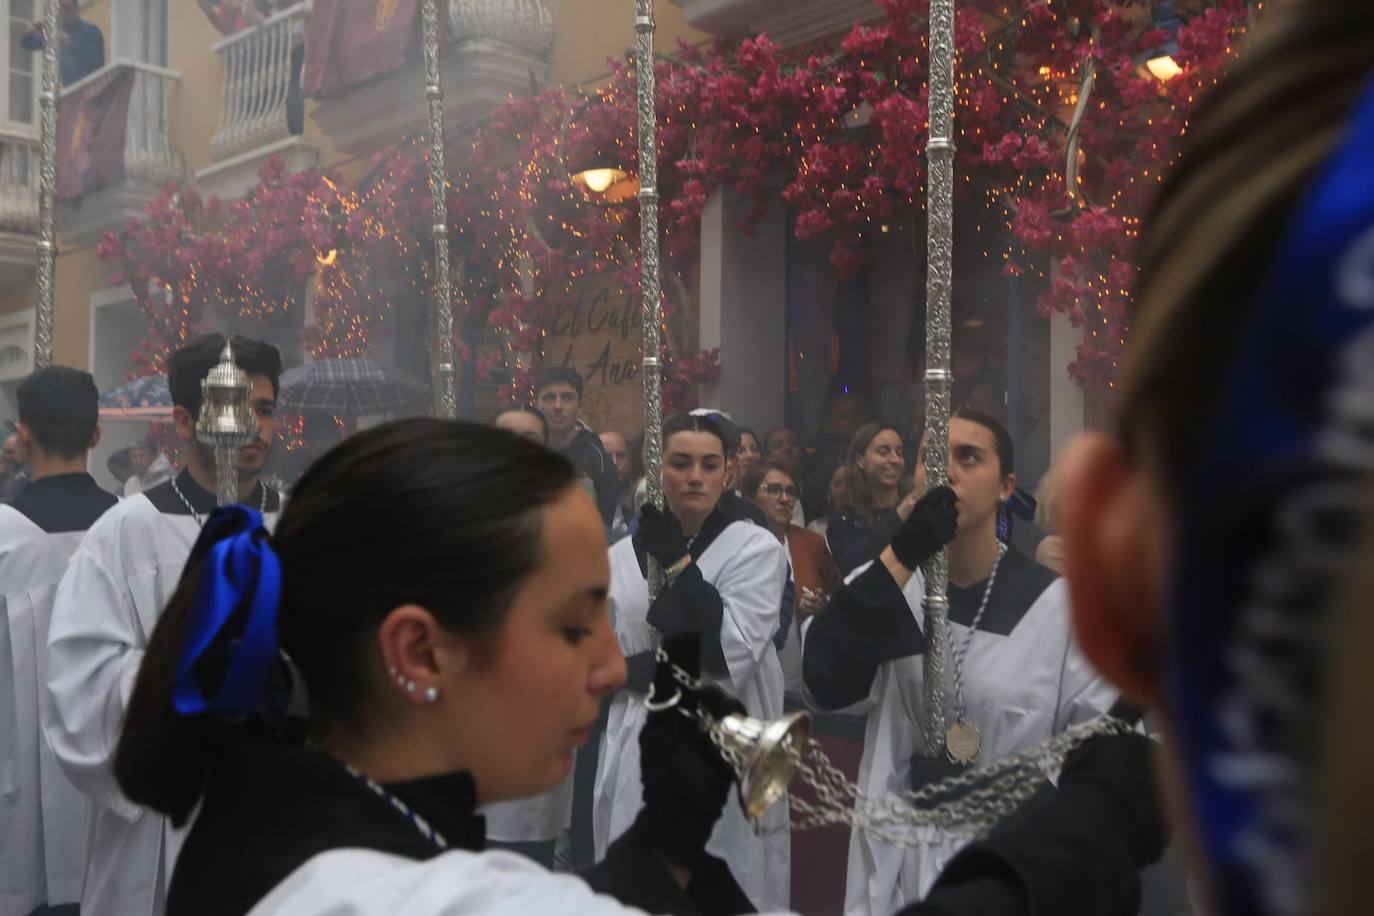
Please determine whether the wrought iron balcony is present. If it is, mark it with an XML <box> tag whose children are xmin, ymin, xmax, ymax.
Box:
<box><xmin>0</xmin><ymin>128</ymin><xmax>40</xmax><ymax>235</ymax></box>
<box><xmin>0</xmin><ymin>126</ymin><xmax>39</xmax><ymax>287</ymax></box>
<box><xmin>208</xmin><ymin>3</ymin><xmax>309</xmax><ymax>162</ymax></box>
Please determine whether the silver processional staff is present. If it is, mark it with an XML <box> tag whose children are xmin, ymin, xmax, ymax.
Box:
<box><xmin>196</xmin><ymin>340</ymin><xmax>257</xmax><ymax>508</ymax></box>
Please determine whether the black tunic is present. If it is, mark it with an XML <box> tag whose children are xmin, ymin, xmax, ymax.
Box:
<box><xmin>10</xmin><ymin>471</ymin><xmax>116</xmax><ymax>532</ymax></box>
<box><xmin>168</xmin><ymin>739</ymin><xmax>752</xmax><ymax>916</ymax></box>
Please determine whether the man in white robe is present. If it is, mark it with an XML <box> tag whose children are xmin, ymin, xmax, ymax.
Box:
<box><xmin>0</xmin><ymin>367</ymin><xmax>117</xmax><ymax>914</ymax></box>
<box><xmin>44</xmin><ymin>335</ymin><xmax>283</xmax><ymax>916</ymax></box>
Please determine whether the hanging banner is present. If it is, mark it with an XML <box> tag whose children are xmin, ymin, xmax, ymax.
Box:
<box><xmin>302</xmin><ymin>0</ymin><xmax>432</xmax><ymax>96</ymax></box>
<box><xmin>57</xmin><ymin>67</ymin><xmax>136</xmax><ymax>200</ymax></box>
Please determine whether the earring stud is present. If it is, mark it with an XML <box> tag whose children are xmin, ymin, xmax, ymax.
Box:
<box><xmin>405</xmin><ymin>680</ymin><xmax>416</xmax><ymax>693</ymax></box>
<box><xmin>424</xmin><ymin>686</ymin><xmax>439</xmax><ymax>703</ymax></box>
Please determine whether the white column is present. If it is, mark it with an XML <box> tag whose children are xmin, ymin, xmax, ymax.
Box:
<box><xmin>698</xmin><ymin>187</ymin><xmax>786</xmax><ymax>429</ymax></box>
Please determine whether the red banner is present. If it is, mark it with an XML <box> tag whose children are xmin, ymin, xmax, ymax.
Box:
<box><xmin>302</xmin><ymin>0</ymin><xmax>430</xmax><ymax>96</ymax></box>
<box><xmin>56</xmin><ymin>67</ymin><xmax>136</xmax><ymax>201</ymax></box>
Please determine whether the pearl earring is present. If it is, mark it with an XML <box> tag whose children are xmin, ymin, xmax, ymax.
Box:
<box><xmin>405</xmin><ymin>680</ymin><xmax>416</xmax><ymax>693</ymax></box>
<box><xmin>424</xmin><ymin>686</ymin><xmax>439</xmax><ymax>703</ymax></box>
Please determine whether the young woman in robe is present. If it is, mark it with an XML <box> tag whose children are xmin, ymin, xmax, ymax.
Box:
<box><xmin>595</xmin><ymin>413</ymin><xmax>791</xmax><ymax>911</ymax></box>
<box><xmin>804</xmin><ymin>408</ymin><xmax>1118</xmax><ymax>915</ymax></box>
<box><xmin>111</xmin><ymin>420</ymin><xmax>753</xmax><ymax>916</ymax></box>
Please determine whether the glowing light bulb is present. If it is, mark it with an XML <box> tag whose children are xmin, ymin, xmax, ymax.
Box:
<box><xmin>1145</xmin><ymin>54</ymin><xmax>1182</xmax><ymax>82</ymax></box>
<box><xmin>578</xmin><ymin>168</ymin><xmax>623</xmax><ymax>193</ymax></box>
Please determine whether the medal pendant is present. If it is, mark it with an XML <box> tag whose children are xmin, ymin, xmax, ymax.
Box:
<box><xmin>945</xmin><ymin>721</ymin><xmax>981</xmax><ymax>765</ymax></box>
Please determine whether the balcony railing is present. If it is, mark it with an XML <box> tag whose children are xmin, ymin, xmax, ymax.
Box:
<box><xmin>208</xmin><ymin>3</ymin><xmax>308</xmax><ymax>163</ymax></box>
<box><xmin>0</xmin><ymin>128</ymin><xmax>39</xmax><ymax>234</ymax></box>
<box><xmin>60</xmin><ymin>59</ymin><xmax>182</xmax><ymax>187</ymax></box>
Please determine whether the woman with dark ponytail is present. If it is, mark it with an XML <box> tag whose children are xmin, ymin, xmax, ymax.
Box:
<box><xmin>114</xmin><ymin>419</ymin><xmax>751</xmax><ymax>916</ymax></box>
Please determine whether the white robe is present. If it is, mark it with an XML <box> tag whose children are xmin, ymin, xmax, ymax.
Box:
<box><xmin>44</xmin><ymin>492</ymin><xmax>278</xmax><ymax>916</ymax></box>
<box><xmin>0</xmin><ymin>507</ymin><xmax>88</xmax><ymax>913</ymax></box>
<box><xmin>594</xmin><ymin>520</ymin><xmax>790</xmax><ymax>911</ymax></box>
<box><xmin>826</xmin><ymin>564</ymin><xmax>1117</xmax><ymax>916</ymax></box>
<box><xmin>246</xmin><ymin>847</ymin><xmax>798</xmax><ymax>916</ymax></box>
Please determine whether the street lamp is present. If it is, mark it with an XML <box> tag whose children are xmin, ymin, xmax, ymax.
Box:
<box><xmin>1138</xmin><ymin>2</ymin><xmax>1183</xmax><ymax>83</ymax></box>
<box><xmin>574</xmin><ymin>166</ymin><xmax>630</xmax><ymax>195</ymax></box>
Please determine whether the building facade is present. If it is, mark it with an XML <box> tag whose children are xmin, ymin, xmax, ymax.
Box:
<box><xmin>0</xmin><ymin>0</ymin><xmax>1095</xmax><ymax>495</ymax></box>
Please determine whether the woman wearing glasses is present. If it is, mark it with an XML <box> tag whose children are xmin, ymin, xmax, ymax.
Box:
<box><xmin>745</xmin><ymin>463</ymin><xmax>841</xmax><ymax>696</ymax></box>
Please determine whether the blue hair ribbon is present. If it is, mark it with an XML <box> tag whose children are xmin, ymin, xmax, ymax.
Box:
<box><xmin>1172</xmin><ymin>78</ymin><xmax>1374</xmax><ymax>916</ymax></box>
<box><xmin>173</xmin><ymin>505</ymin><xmax>283</xmax><ymax>717</ymax></box>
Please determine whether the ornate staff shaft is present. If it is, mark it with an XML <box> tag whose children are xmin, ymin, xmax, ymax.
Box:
<box><xmin>921</xmin><ymin>0</ymin><xmax>958</xmax><ymax>756</ymax></box>
<box><xmin>421</xmin><ymin>0</ymin><xmax>457</xmax><ymax>419</ymax></box>
<box><xmin>34</xmin><ymin>0</ymin><xmax>61</xmax><ymax>370</ymax></box>
<box><xmin>635</xmin><ymin>0</ymin><xmax>665</xmax><ymax>595</ymax></box>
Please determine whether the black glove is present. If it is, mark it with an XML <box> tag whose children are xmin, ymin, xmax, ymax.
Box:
<box><xmin>638</xmin><ymin>504</ymin><xmax>691</xmax><ymax>568</ymax></box>
<box><xmin>636</xmin><ymin>634</ymin><xmax>745</xmax><ymax>872</ymax></box>
<box><xmin>925</xmin><ymin>730</ymin><xmax>1168</xmax><ymax>916</ymax></box>
<box><xmin>891</xmin><ymin>485</ymin><xmax>958</xmax><ymax>569</ymax></box>
<box><xmin>1059</xmin><ymin>731</ymin><xmax>1169</xmax><ymax>867</ymax></box>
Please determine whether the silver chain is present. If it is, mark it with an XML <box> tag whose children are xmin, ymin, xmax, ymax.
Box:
<box><xmin>170</xmin><ymin>476</ymin><xmax>268</xmax><ymax>527</ymax></box>
<box><xmin>949</xmin><ymin>542</ymin><xmax>1007</xmax><ymax>724</ymax></box>
<box><xmin>777</xmin><ymin>714</ymin><xmax>1130</xmax><ymax>844</ymax></box>
<box><xmin>650</xmin><ymin>648</ymin><xmax>1131</xmax><ymax>845</ymax></box>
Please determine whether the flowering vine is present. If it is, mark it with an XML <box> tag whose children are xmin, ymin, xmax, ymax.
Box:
<box><xmin>101</xmin><ymin>0</ymin><xmax>1254</xmax><ymax>396</ymax></box>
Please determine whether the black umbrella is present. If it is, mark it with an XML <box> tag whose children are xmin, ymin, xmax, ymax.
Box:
<box><xmin>278</xmin><ymin>358</ymin><xmax>429</xmax><ymax>417</ymax></box>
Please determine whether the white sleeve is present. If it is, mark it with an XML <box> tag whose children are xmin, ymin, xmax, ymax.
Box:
<box><xmin>1049</xmin><ymin>583</ymin><xmax>1118</xmax><ymax>731</ymax></box>
<box><xmin>248</xmin><ymin>848</ymin><xmax>804</xmax><ymax>916</ymax></box>
<box><xmin>712</xmin><ymin>533</ymin><xmax>786</xmax><ymax>695</ymax></box>
<box><xmin>0</xmin><ymin>589</ymin><xmax>17</xmax><ymax>800</ymax></box>
<box><xmin>44</xmin><ymin>540</ymin><xmax>146</xmax><ymax>822</ymax></box>
<box><xmin>844</xmin><ymin>665</ymin><xmax>918</xmax><ymax>916</ymax></box>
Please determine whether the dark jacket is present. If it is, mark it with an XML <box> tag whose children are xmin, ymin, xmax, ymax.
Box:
<box><xmin>561</xmin><ymin>423</ymin><xmax>621</xmax><ymax>528</ymax></box>
<box><xmin>825</xmin><ymin>506</ymin><xmax>902</xmax><ymax>576</ymax></box>
<box><xmin>21</xmin><ymin>18</ymin><xmax>104</xmax><ymax>86</ymax></box>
